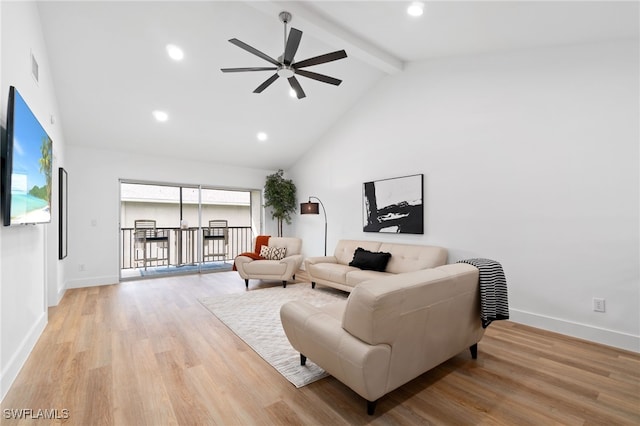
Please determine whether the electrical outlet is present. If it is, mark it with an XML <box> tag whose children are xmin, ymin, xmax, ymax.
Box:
<box><xmin>79</xmin><ymin>264</ymin><xmax>85</xmax><ymax>272</ymax></box>
<box><xmin>593</xmin><ymin>298</ymin><xmax>606</xmax><ymax>313</ymax></box>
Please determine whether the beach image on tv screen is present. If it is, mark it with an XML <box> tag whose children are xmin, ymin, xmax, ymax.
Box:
<box><xmin>11</xmin><ymin>90</ymin><xmax>52</xmax><ymax>224</ymax></box>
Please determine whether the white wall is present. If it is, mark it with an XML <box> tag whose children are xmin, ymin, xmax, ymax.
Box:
<box><xmin>0</xmin><ymin>1</ymin><xmax>67</xmax><ymax>400</ymax></box>
<box><xmin>65</xmin><ymin>145</ymin><xmax>273</xmax><ymax>288</ymax></box>
<box><xmin>289</xmin><ymin>40</ymin><xmax>639</xmax><ymax>352</ymax></box>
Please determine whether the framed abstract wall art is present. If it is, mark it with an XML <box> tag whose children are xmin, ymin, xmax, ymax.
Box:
<box><xmin>363</xmin><ymin>174</ymin><xmax>424</xmax><ymax>234</ymax></box>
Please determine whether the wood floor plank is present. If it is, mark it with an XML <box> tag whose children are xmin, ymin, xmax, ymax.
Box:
<box><xmin>83</xmin><ymin>366</ymin><xmax>113</xmax><ymax>426</ymax></box>
<box><xmin>1</xmin><ymin>271</ymin><xmax>638</xmax><ymax>425</ymax></box>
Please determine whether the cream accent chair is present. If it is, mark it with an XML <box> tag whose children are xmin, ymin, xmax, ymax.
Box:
<box><xmin>235</xmin><ymin>237</ymin><xmax>303</xmax><ymax>288</ymax></box>
<box><xmin>280</xmin><ymin>263</ymin><xmax>485</xmax><ymax>415</ymax></box>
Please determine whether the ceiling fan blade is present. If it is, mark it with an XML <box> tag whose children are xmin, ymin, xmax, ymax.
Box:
<box><xmin>229</xmin><ymin>38</ymin><xmax>281</xmax><ymax>66</ymax></box>
<box><xmin>221</xmin><ymin>67</ymin><xmax>278</xmax><ymax>73</ymax></box>
<box><xmin>287</xmin><ymin>76</ymin><xmax>306</xmax><ymax>99</ymax></box>
<box><xmin>295</xmin><ymin>69</ymin><xmax>342</xmax><ymax>86</ymax></box>
<box><xmin>283</xmin><ymin>28</ymin><xmax>303</xmax><ymax>65</ymax></box>
<box><xmin>253</xmin><ymin>73</ymin><xmax>279</xmax><ymax>93</ymax></box>
<box><xmin>293</xmin><ymin>50</ymin><xmax>347</xmax><ymax>69</ymax></box>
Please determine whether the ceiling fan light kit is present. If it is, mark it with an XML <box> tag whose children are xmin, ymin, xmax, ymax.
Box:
<box><xmin>221</xmin><ymin>11</ymin><xmax>347</xmax><ymax>99</ymax></box>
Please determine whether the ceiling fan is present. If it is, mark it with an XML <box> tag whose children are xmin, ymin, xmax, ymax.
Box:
<box><xmin>221</xmin><ymin>11</ymin><xmax>347</xmax><ymax>99</ymax></box>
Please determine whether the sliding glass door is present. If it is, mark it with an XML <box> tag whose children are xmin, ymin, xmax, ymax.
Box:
<box><xmin>119</xmin><ymin>181</ymin><xmax>256</xmax><ymax>280</ymax></box>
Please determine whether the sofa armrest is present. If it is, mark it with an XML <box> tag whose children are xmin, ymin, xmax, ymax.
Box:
<box><xmin>234</xmin><ymin>255</ymin><xmax>254</xmax><ymax>269</ymax></box>
<box><xmin>234</xmin><ymin>255</ymin><xmax>258</xmax><ymax>279</ymax></box>
<box><xmin>280</xmin><ymin>300</ymin><xmax>391</xmax><ymax>401</ymax></box>
<box><xmin>280</xmin><ymin>254</ymin><xmax>303</xmax><ymax>276</ymax></box>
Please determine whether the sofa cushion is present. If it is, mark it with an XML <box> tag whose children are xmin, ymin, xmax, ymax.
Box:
<box><xmin>346</xmin><ymin>269</ymin><xmax>392</xmax><ymax>286</ymax></box>
<box><xmin>333</xmin><ymin>240</ymin><xmax>382</xmax><ymax>265</ymax></box>
<box><xmin>268</xmin><ymin>237</ymin><xmax>302</xmax><ymax>256</ymax></box>
<box><xmin>243</xmin><ymin>259</ymin><xmax>287</xmax><ymax>275</ymax></box>
<box><xmin>308</xmin><ymin>263</ymin><xmax>359</xmax><ymax>285</ymax></box>
<box><xmin>379</xmin><ymin>243</ymin><xmax>448</xmax><ymax>274</ymax></box>
<box><xmin>349</xmin><ymin>247</ymin><xmax>392</xmax><ymax>272</ymax></box>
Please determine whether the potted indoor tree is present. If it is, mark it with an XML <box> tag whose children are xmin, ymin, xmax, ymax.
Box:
<box><xmin>264</xmin><ymin>169</ymin><xmax>297</xmax><ymax>237</ymax></box>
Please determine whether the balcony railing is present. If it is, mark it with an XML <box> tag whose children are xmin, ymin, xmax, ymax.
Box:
<box><xmin>120</xmin><ymin>226</ymin><xmax>253</xmax><ymax>270</ymax></box>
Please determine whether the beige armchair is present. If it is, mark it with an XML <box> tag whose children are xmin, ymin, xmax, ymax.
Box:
<box><xmin>280</xmin><ymin>263</ymin><xmax>485</xmax><ymax>415</ymax></box>
<box><xmin>235</xmin><ymin>237</ymin><xmax>303</xmax><ymax>288</ymax></box>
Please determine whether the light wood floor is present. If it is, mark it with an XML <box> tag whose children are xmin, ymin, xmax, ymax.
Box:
<box><xmin>2</xmin><ymin>271</ymin><xmax>638</xmax><ymax>425</ymax></box>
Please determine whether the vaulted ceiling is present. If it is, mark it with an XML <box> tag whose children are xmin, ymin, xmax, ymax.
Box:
<box><xmin>36</xmin><ymin>1</ymin><xmax>638</xmax><ymax>170</ymax></box>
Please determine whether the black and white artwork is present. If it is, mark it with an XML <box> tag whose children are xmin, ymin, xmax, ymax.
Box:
<box><xmin>363</xmin><ymin>174</ymin><xmax>423</xmax><ymax>234</ymax></box>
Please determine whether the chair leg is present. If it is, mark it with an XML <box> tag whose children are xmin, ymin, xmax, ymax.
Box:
<box><xmin>300</xmin><ymin>354</ymin><xmax>307</xmax><ymax>366</ymax></box>
<box><xmin>282</xmin><ymin>281</ymin><xmax>287</xmax><ymax>288</ymax></box>
<box><xmin>470</xmin><ymin>343</ymin><xmax>478</xmax><ymax>359</ymax></box>
<box><xmin>311</xmin><ymin>282</ymin><xmax>316</xmax><ymax>289</ymax></box>
<box><xmin>367</xmin><ymin>400</ymin><xmax>378</xmax><ymax>415</ymax></box>
<box><xmin>292</xmin><ymin>274</ymin><xmax>296</xmax><ymax>280</ymax></box>
<box><xmin>244</xmin><ymin>279</ymin><xmax>249</xmax><ymax>288</ymax></box>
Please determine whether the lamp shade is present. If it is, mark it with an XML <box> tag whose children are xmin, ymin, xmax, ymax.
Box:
<box><xmin>300</xmin><ymin>202</ymin><xmax>319</xmax><ymax>214</ymax></box>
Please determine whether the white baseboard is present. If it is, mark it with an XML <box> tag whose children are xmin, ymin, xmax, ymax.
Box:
<box><xmin>510</xmin><ymin>309</ymin><xmax>639</xmax><ymax>353</ymax></box>
<box><xmin>66</xmin><ymin>274</ymin><xmax>119</xmax><ymax>289</ymax></box>
<box><xmin>0</xmin><ymin>311</ymin><xmax>47</xmax><ymax>402</ymax></box>
<box><xmin>48</xmin><ymin>286</ymin><xmax>66</xmax><ymax>307</ymax></box>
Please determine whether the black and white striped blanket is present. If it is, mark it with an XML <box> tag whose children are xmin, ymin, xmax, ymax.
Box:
<box><xmin>457</xmin><ymin>258</ymin><xmax>509</xmax><ymax>328</ymax></box>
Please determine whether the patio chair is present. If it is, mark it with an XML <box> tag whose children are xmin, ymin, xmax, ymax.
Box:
<box><xmin>203</xmin><ymin>220</ymin><xmax>228</xmax><ymax>262</ymax></box>
<box><xmin>134</xmin><ymin>219</ymin><xmax>170</xmax><ymax>270</ymax></box>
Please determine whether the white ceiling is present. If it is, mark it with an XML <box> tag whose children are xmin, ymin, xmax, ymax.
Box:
<box><xmin>36</xmin><ymin>1</ymin><xmax>638</xmax><ymax>170</ymax></box>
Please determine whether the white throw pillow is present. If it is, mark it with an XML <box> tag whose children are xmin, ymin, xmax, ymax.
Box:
<box><xmin>269</xmin><ymin>247</ymin><xmax>287</xmax><ymax>260</ymax></box>
<box><xmin>259</xmin><ymin>246</ymin><xmax>287</xmax><ymax>260</ymax></box>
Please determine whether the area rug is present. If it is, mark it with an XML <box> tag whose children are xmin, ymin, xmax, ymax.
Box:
<box><xmin>199</xmin><ymin>284</ymin><xmax>348</xmax><ymax>387</ymax></box>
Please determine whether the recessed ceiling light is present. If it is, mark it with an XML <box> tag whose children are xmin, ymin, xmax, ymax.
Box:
<box><xmin>407</xmin><ymin>2</ymin><xmax>424</xmax><ymax>17</ymax></box>
<box><xmin>152</xmin><ymin>110</ymin><xmax>169</xmax><ymax>122</ymax></box>
<box><xmin>289</xmin><ymin>89</ymin><xmax>297</xmax><ymax>98</ymax></box>
<box><xmin>257</xmin><ymin>132</ymin><xmax>268</xmax><ymax>142</ymax></box>
<box><xmin>166</xmin><ymin>44</ymin><xmax>184</xmax><ymax>61</ymax></box>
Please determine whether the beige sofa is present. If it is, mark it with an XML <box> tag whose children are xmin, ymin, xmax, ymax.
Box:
<box><xmin>235</xmin><ymin>237</ymin><xmax>303</xmax><ymax>288</ymax></box>
<box><xmin>305</xmin><ymin>239</ymin><xmax>448</xmax><ymax>292</ymax></box>
<box><xmin>280</xmin><ymin>263</ymin><xmax>484</xmax><ymax>415</ymax></box>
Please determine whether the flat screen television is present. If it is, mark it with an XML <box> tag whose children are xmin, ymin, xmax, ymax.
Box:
<box><xmin>1</xmin><ymin>86</ymin><xmax>53</xmax><ymax>226</ymax></box>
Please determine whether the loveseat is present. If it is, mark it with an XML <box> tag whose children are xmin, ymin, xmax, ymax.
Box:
<box><xmin>235</xmin><ymin>237</ymin><xmax>303</xmax><ymax>288</ymax></box>
<box><xmin>305</xmin><ymin>239</ymin><xmax>448</xmax><ymax>292</ymax></box>
<box><xmin>280</xmin><ymin>263</ymin><xmax>484</xmax><ymax>414</ymax></box>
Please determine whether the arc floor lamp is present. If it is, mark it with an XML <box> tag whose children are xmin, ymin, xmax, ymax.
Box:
<box><xmin>300</xmin><ymin>196</ymin><xmax>327</xmax><ymax>256</ymax></box>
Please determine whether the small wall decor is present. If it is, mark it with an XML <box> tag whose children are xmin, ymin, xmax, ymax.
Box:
<box><xmin>58</xmin><ymin>167</ymin><xmax>68</xmax><ymax>259</ymax></box>
<box><xmin>363</xmin><ymin>174</ymin><xmax>423</xmax><ymax>234</ymax></box>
